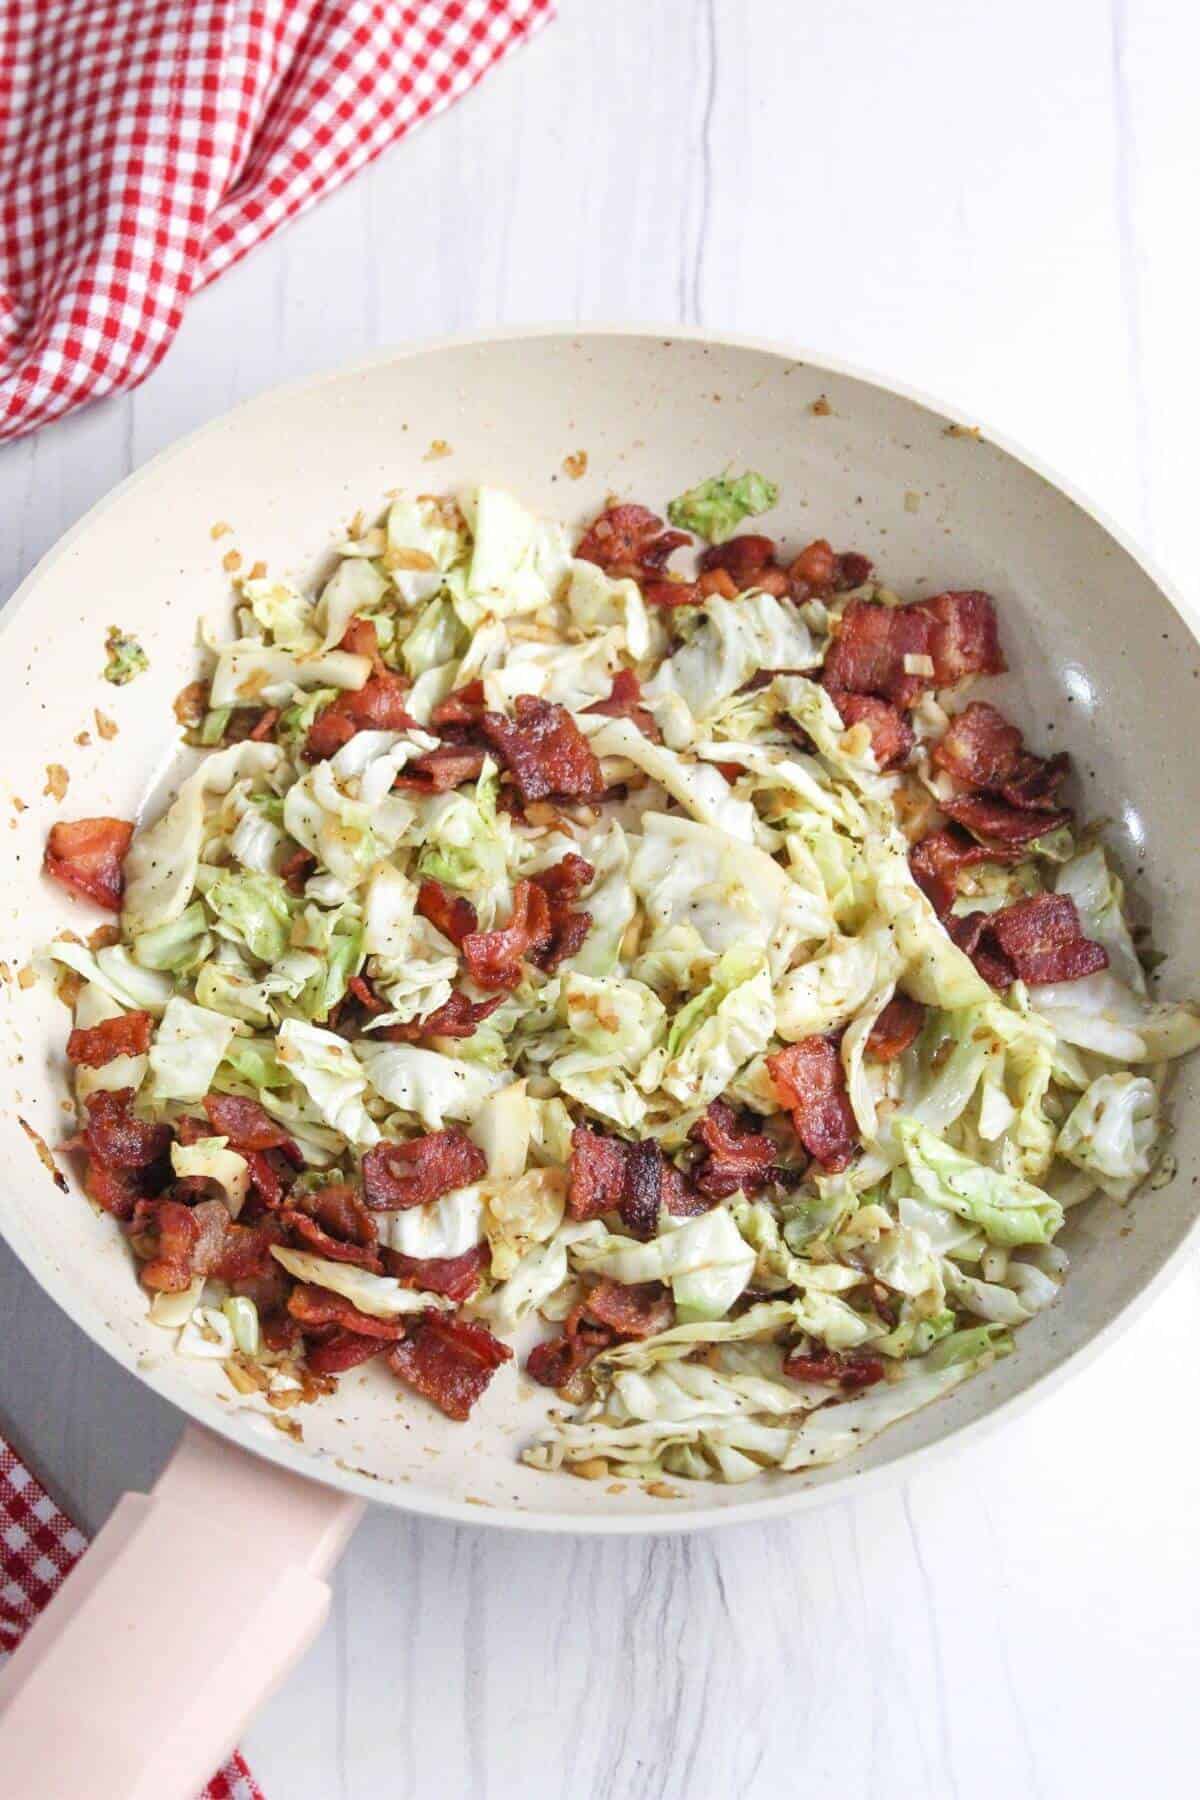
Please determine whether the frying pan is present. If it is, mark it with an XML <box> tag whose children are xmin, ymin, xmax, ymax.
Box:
<box><xmin>2</xmin><ymin>328</ymin><xmax>1198</xmax><ymax>1796</ymax></box>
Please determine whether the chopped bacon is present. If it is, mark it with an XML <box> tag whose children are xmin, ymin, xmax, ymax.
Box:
<box><xmin>910</xmin><ymin>826</ymin><xmax>1026</xmax><ymax>916</ymax></box>
<box><xmin>244</xmin><ymin>1149</ymin><xmax>293</xmax><ymax>1210</ymax></box>
<box><xmin>932</xmin><ymin>701</ymin><xmax>1024</xmax><ymax>789</ymax></box>
<box><xmin>388</xmin><ymin>1314</ymin><xmax>512</xmax><ymax>1421</ymax></box>
<box><xmin>697</xmin><ymin>566</ymin><xmax>738</xmax><ymax>600</ymax></box>
<box><xmin>575</xmin><ymin>503</ymin><xmax>690</xmax><ymax>580</ymax></box>
<box><xmin>583</xmin><ymin>669</ymin><xmax>661</xmax><ymax>741</ymax></box>
<box><xmin>361</xmin><ymin>1130</ymin><xmax>487</xmax><ymax>1212</ymax></box>
<box><xmin>689</xmin><ymin>1100</ymin><xmax>778</xmax><ymax>1199</ymax></box>
<box><xmin>922</xmin><ymin>590</ymin><xmax>1006</xmax><ymax>688</ymax></box>
<box><xmin>139</xmin><ymin>1197</ymin><xmax>230</xmax><ymax>1293</ymax></box>
<box><xmin>479</xmin><ymin>695</ymin><xmax>605</xmax><ymax>804</ymax></box>
<box><xmin>837</xmin><ymin>552</ymin><xmax>875</xmax><ymax>590</ymax></box>
<box><xmin>394</xmin><ymin>745</ymin><xmax>487</xmax><ymax>794</ymax></box>
<box><xmin>525</xmin><ymin>1318</ymin><xmax>612</xmax><ymax>1393</ymax></box>
<box><xmin>304</xmin><ymin>672</ymin><xmax>416</xmax><ymax>761</ymax></box>
<box><xmin>565</xmin><ymin>1125</ymin><xmax>694</xmax><ymax>1236</ymax></box>
<box><xmin>287</xmin><ymin>1283</ymin><xmax>406</xmax><ymax>1340</ymax></box>
<box><xmin>281</xmin><ymin>1183</ymin><xmax>381</xmax><ymax>1269</ymax></box>
<box><xmin>430</xmin><ymin>680</ymin><xmax>487</xmax><ymax>729</ymax></box>
<box><xmin>788</xmin><ymin>538</ymin><xmax>838</xmax><ymax>595</ymax></box>
<box><xmin>385</xmin><ymin>989</ymin><xmax>504</xmax><ymax>1042</ymax></box>
<box><xmin>864</xmin><ymin>995</ymin><xmax>925</xmax><ymax>1061</ymax></box>
<box><xmin>85</xmin><ymin>1161</ymin><xmax>145</xmax><ymax>1220</ymax></box>
<box><xmin>932</xmin><ymin>701</ymin><xmax>1071</xmax><ymax>817</ymax></box>
<box><xmin>416</xmin><ymin>878</ymin><xmax>479</xmax><ymax>947</ymax></box>
<box><xmin>783</xmin><ymin>1348</ymin><xmax>886</xmax><ymax>1391</ymax></box>
<box><xmin>566</xmin><ymin>1124</ymin><xmax>629</xmax><ymax>1221</ymax></box>
<box><xmin>202</xmin><ymin>1093</ymin><xmax>299</xmax><ymax>1156</ymax></box>
<box><xmin>305</xmin><ymin>1331</ymin><xmax>394</xmax><ymax>1376</ymax></box>
<box><xmin>766</xmin><ymin>1038</ymin><xmax>858</xmax><ymax>1173</ymax></box>
<box><xmin>347</xmin><ymin>974</ymin><xmax>384</xmax><ymax>1014</ymax></box>
<box><xmin>211</xmin><ymin>1215</ymin><xmax>285</xmax><ymax>1284</ymax></box>
<box><xmin>337</xmin><ymin>617</ymin><xmax>383</xmax><ymax>664</ymax></box>
<box><xmin>281</xmin><ymin>847</ymin><xmax>316</xmax><ymax>893</ymax></box>
<box><xmin>989</xmin><ymin>893</ymin><xmax>1109</xmax><ymax>986</ymax></box>
<box><xmin>699</xmin><ymin>533</ymin><xmax>777</xmax><ymax>586</ymax></box>
<box><xmin>821</xmin><ymin>600</ymin><xmax>936</xmax><ymax>708</ymax></box>
<box><xmin>828</xmin><ymin>691</ymin><xmax>914</xmax><ymax>768</ymax></box>
<box><xmin>941</xmin><ymin>793</ymin><xmax>1071</xmax><ymax>846</ymax></box>
<box><xmin>66</xmin><ymin>1011</ymin><xmax>152</xmax><ymax>1068</ymax></box>
<box><xmin>460</xmin><ymin>880</ymin><xmax>552</xmax><ymax>990</ymax></box>
<box><xmin>44</xmin><ymin>817</ymin><xmax>134</xmax><ymax>910</ymax></box>
<box><xmin>248</xmin><ymin>708</ymin><xmax>280</xmax><ymax>742</ymax></box>
<box><xmin>642</xmin><ymin>578</ymin><xmax>700</xmax><ymax>609</ymax></box>
<box><xmin>529</xmin><ymin>852</ymin><xmax>594</xmax><ymax>974</ymax></box>
<box><xmin>385</xmin><ymin>1243</ymin><xmax>490</xmax><ymax>1304</ymax></box>
<box><xmin>82</xmin><ymin>1088</ymin><xmax>172</xmax><ymax>1170</ymax></box>
<box><xmin>584</xmin><ymin>1278</ymin><xmax>674</xmax><ymax>1339</ymax></box>
<box><xmin>945</xmin><ymin>911</ymin><xmax>1018</xmax><ymax>990</ymax></box>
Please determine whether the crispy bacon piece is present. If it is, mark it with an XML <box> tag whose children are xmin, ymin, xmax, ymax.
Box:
<box><xmin>864</xmin><ymin>995</ymin><xmax>925</xmax><ymax>1061</ymax></box>
<box><xmin>461</xmin><ymin>880</ymin><xmax>552</xmax><ymax>990</ymax></box>
<box><xmin>567</xmin><ymin>1124</ymin><xmax>629</xmax><ymax>1221</ymax></box>
<box><xmin>697</xmin><ymin>566</ymin><xmax>738</xmax><ymax>600</ymax></box>
<box><xmin>244</xmin><ymin>1148</ymin><xmax>293</xmax><ymax>1210</ymax></box>
<box><xmin>989</xmin><ymin>893</ymin><xmax>1109</xmax><ymax>986</ymax></box>
<box><xmin>347</xmin><ymin>974</ymin><xmax>384</xmax><ymax>1014</ymax></box>
<box><xmin>139</xmin><ymin>1198</ymin><xmax>229</xmax><ymax>1292</ymax></box>
<box><xmin>945</xmin><ymin>911</ymin><xmax>1017</xmax><ymax>989</ymax></box>
<box><xmin>910</xmin><ymin>826</ymin><xmax>1025</xmax><ymax>917</ymax></box>
<box><xmin>385</xmin><ymin>1243</ymin><xmax>489</xmax><ymax>1304</ymax></box>
<box><xmin>281</xmin><ymin>1183</ymin><xmax>381</xmax><ymax>1269</ymax></box>
<box><xmin>923</xmin><ymin>590</ymin><xmax>1006</xmax><ymax>688</ymax></box>
<box><xmin>430</xmin><ymin>680</ymin><xmax>487</xmax><ymax>730</ymax></box>
<box><xmin>584</xmin><ymin>669</ymin><xmax>661</xmax><ymax>741</ymax></box>
<box><xmin>202</xmin><ymin>1093</ymin><xmax>299</xmax><ymax>1156</ymax></box>
<box><xmin>395</xmin><ymin>745</ymin><xmax>488</xmax><ymax>794</ymax></box>
<box><xmin>211</xmin><ymin>1215</ymin><xmax>285</xmax><ymax>1284</ymax></box>
<box><xmin>821</xmin><ymin>600</ymin><xmax>936</xmax><ymax>708</ymax></box>
<box><xmin>565</xmin><ymin>1125</ymin><xmax>695</xmax><ymax>1236</ymax></box>
<box><xmin>44</xmin><ymin>817</ymin><xmax>134</xmax><ymax>910</ymax></box>
<box><xmin>416</xmin><ymin>877</ymin><xmax>478</xmax><ymax>947</ymax></box>
<box><xmin>388</xmin><ymin>1314</ymin><xmax>512</xmax><ymax>1421</ymax></box>
<box><xmin>248</xmin><ymin>708</ymin><xmax>280</xmax><ymax>742</ymax></box>
<box><xmin>66</xmin><ymin>1011</ymin><xmax>152</xmax><ymax>1068</ymax></box>
<box><xmin>337</xmin><ymin>617</ymin><xmax>383</xmax><ymax>664</ymax></box>
<box><xmin>85</xmin><ymin>1161</ymin><xmax>145</xmax><ymax>1220</ymax></box>
<box><xmin>305</xmin><ymin>1331</ymin><xmax>394</xmax><ymax>1376</ymax></box>
<box><xmin>932</xmin><ymin>700</ymin><xmax>1071</xmax><ymax>817</ymax></box>
<box><xmin>766</xmin><ymin>1038</ymin><xmax>858</xmax><ymax>1173</ymax></box>
<box><xmin>361</xmin><ymin>1130</ymin><xmax>487</xmax><ymax>1212</ymax></box>
<box><xmin>385</xmin><ymin>989</ymin><xmax>504</xmax><ymax>1043</ymax></box>
<box><xmin>304</xmin><ymin>672</ymin><xmax>416</xmax><ymax>761</ymax></box>
<box><xmin>529</xmin><ymin>852</ymin><xmax>594</xmax><ymax>974</ymax></box>
<box><xmin>783</xmin><ymin>1348</ymin><xmax>886</xmax><ymax>1391</ymax></box>
<box><xmin>828</xmin><ymin>691</ymin><xmax>914</xmax><ymax>768</ymax></box>
<box><xmin>575</xmin><ymin>503</ymin><xmax>689</xmax><ymax>580</ymax></box>
<box><xmin>837</xmin><ymin>551</ymin><xmax>874</xmax><ymax>590</ymax></box>
<box><xmin>586</xmin><ymin>1277</ymin><xmax>675</xmax><ymax>1339</ymax></box>
<box><xmin>82</xmin><ymin>1088</ymin><xmax>172</xmax><ymax>1169</ymax></box>
<box><xmin>280</xmin><ymin>847</ymin><xmax>316</xmax><ymax>893</ymax></box>
<box><xmin>699</xmin><ymin>533</ymin><xmax>777</xmax><ymax>586</ymax></box>
<box><xmin>525</xmin><ymin>1317</ymin><xmax>612</xmax><ymax>1392</ymax></box>
<box><xmin>932</xmin><ymin>701</ymin><xmax>1024</xmax><ymax>789</ymax></box>
<box><xmin>689</xmin><ymin>1100</ymin><xmax>778</xmax><ymax>1199</ymax></box>
<box><xmin>642</xmin><ymin>578</ymin><xmax>700</xmax><ymax>609</ymax></box>
<box><xmin>941</xmin><ymin>793</ymin><xmax>1071</xmax><ymax>846</ymax></box>
<box><xmin>479</xmin><ymin>696</ymin><xmax>605</xmax><ymax>804</ymax></box>
<box><xmin>288</xmin><ymin>1282</ymin><xmax>405</xmax><ymax>1339</ymax></box>
<box><xmin>787</xmin><ymin>537</ymin><xmax>838</xmax><ymax>595</ymax></box>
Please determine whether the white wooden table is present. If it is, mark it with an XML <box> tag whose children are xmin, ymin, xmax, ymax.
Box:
<box><xmin>3</xmin><ymin>4</ymin><xmax>1199</xmax><ymax>1794</ymax></box>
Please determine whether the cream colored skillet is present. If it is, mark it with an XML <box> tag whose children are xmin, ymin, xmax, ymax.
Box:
<box><xmin>1</xmin><ymin>328</ymin><xmax>1198</xmax><ymax>1797</ymax></box>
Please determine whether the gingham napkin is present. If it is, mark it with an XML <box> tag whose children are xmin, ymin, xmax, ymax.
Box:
<box><xmin>0</xmin><ymin>0</ymin><xmax>554</xmax><ymax>441</ymax></box>
<box><xmin>0</xmin><ymin>1431</ymin><xmax>263</xmax><ymax>1799</ymax></box>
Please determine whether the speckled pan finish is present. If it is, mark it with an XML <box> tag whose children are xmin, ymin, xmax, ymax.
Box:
<box><xmin>2</xmin><ymin>326</ymin><xmax>1196</xmax><ymax>1533</ymax></box>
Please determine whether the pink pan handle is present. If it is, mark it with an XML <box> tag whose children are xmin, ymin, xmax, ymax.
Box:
<box><xmin>0</xmin><ymin>1423</ymin><xmax>363</xmax><ymax>1799</ymax></box>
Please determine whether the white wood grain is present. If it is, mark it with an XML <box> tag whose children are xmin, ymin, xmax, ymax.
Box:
<box><xmin>2</xmin><ymin>2</ymin><xmax>1199</xmax><ymax>1795</ymax></box>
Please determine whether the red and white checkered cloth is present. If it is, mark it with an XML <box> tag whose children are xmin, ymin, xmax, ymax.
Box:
<box><xmin>0</xmin><ymin>1431</ymin><xmax>263</xmax><ymax>1799</ymax></box>
<box><xmin>0</xmin><ymin>0</ymin><xmax>554</xmax><ymax>442</ymax></box>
